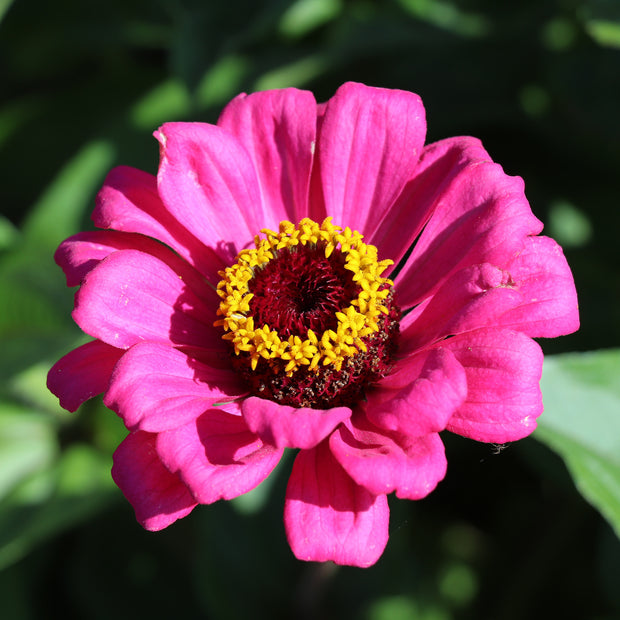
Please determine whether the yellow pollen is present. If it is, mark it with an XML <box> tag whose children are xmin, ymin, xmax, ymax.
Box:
<box><xmin>215</xmin><ymin>217</ymin><xmax>394</xmax><ymax>375</ymax></box>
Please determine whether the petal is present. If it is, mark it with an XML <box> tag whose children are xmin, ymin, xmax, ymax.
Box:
<box><xmin>443</xmin><ymin>328</ymin><xmax>544</xmax><ymax>442</ymax></box>
<box><xmin>330</xmin><ymin>416</ymin><xmax>447</xmax><ymax>499</ymax></box>
<box><xmin>156</xmin><ymin>408</ymin><xmax>283</xmax><ymax>504</ymax></box>
<box><xmin>47</xmin><ymin>340</ymin><xmax>124</xmax><ymax>412</ymax></box>
<box><xmin>93</xmin><ymin>165</ymin><xmax>224</xmax><ymax>282</ymax></box>
<box><xmin>394</xmin><ymin>137</ymin><xmax>543</xmax><ymax>309</ymax></box>
<box><xmin>241</xmin><ymin>396</ymin><xmax>351</xmax><ymax>450</ymax></box>
<box><xmin>55</xmin><ymin>230</ymin><xmax>176</xmax><ymax>287</ymax></box>
<box><xmin>399</xmin><ymin>263</ymin><xmax>524</xmax><ymax>354</ymax></box>
<box><xmin>365</xmin><ymin>347</ymin><xmax>467</xmax><ymax>437</ymax></box>
<box><xmin>217</xmin><ymin>88</ymin><xmax>317</xmax><ymax>226</ymax></box>
<box><xmin>72</xmin><ymin>249</ymin><xmax>218</xmax><ymax>350</ymax></box>
<box><xmin>284</xmin><ymin>441</ymin><xmax>389</xmax><ymax>567</ymax></box>
<box><xmin>104</xmin><ymin>342</ymin><xmax>247</xmax><ymax>432</ymax></box>
<box><xmin>499</xmin><ymin>235</ymin><xmax>580</xmax><ymax>337</ymax></box>
<box><xmin>155</xmin><ymin>122</ymin><xmax>264</xmax><ymax>264</ymax></box>
<box><xmin>317</xmin><ymin>82</ymin><xmax>426</xmax><ymax>235</ymax></box>
<box><xmin>111</xmin><ymin>431</ymin><xmax>197</xmax><ymax>531</ymax></box>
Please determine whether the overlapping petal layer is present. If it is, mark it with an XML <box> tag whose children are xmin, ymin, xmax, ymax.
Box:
<box><xmin>48</xmin><ymin>82</ymin><xmax>579</xmax><ymax>568</ymax></box>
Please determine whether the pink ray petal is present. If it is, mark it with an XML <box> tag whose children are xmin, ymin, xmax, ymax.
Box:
<box><xmin>365</xmin><ymin>347</ymin><xmax>467</xmax><ymax>437</ymax></box>
<box><xmin>330</xmin><ymin>416</ymin><xmax>447</xmax><ymax>500</ymax></box>
<box><xmin>104</xmin><ymin>342</ymin><xmax>246</xmax><ymax>432</ymax></box>
<box><xmin>217</xmin><ymin>88</ymin><xmax>317</xmax><ymax>227</ymax></box>
<box><xmin>156</xmin><ymin>409</ymin><xmax>283</xmax><ymax>504</ymax></box>
<box><xmin>47</xmin><ymin>340</ymin><xmax>124</xmax><ymax>412</ymax></box>
<box><xmin>317</xmin><ymin>82</ymin><xmax>426</xmax><ymax>236</ymax></box>
<box><xmin>241</xmin><ymin>396</ymin><xmax>351</xmax><ymax>449</ymax></box>
<box><xmin>93</xmin><ymin>165</ymin><xmax>224</xmax><ymax>282</ymax></box>
<box><xmin>499</xmin><ymin>235</ymin><xmax>580</xmax><ymax>337</ymax></box>
<box><xmin>284</xmin><ymin>441</ymin><xmax>389</xmax><ymax>567</ymax></box>
<box><xmin>444</xmin><ymin>328</ymin><xmax>544</xmax><ymax>442</ymax></box>
<box><xmin>112</xmin><ymin>431</ymin><xmax>197</xmax><ymax>531</ymax></box>
<box><xmin>155</xmin><ymin>122</ymin><xmax>264</xmax><ymax>264</ymax></box>
<box><xmin>394</xmin><ymin>137</ymin><xmax>543</xmax><ymax>309</ymax></box>
<box><xmin>72</xmin><ymin>249</ymin><xmax>218</xmax><ymax>350</ymax></box>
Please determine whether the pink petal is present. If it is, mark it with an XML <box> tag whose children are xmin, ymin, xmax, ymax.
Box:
<box><xmin>241</xmin><ymin>396</ymin><xmax>351</xmax><ymax>450</ymax></box>
<box><xmin>499</xmin><ymin>235</ymin><xmax>580</xmax><ymax>337</ymax></box>
<box><xmin>47</xmin><ymin>340</ymin><xmax>124</xmax><ymax>412</ymax></box>
<box><xmin>394</xmin><ymin>137</ymin><xmax>543</xmax><ymax>309</ymax></box>
<box><xmin>55</xmin><ymin>230</ymin><xmax>176</xmax><ymax>287</ymax></box>
<box><xmin>217</xmin><ymin>88</ymin><xmax>317</xmax><ymax>226</ymax></box>
<box><xmin>443</xmin><ymin>328</ymin><xmax>544</xmax><ymax>442</ymax></box>
<box><xmin>399</xmin><ymin>263</ymin><xmax>524</xmax><ymax>354</ymax></box>
<box><xmin>93</xmin><ymin>165</ymin><xmax>224</xmax><ymax>282</ymax></box>
<box><xmin>155</xmin><ymin>122</ymin><xmax>264</xmax><ymax>264</ymax></box>
<box><xmin>317</xmin><ymin>82</ymin><xmax>426</xmax><ymax>235</ymax></box>
<box><xmin>365</xmin><ymin>347</ymin><xmax>467</xmax><ymax>437</ymax></box>
<box><xmin>111</xmin><ymin>431</ymin><xmax>197</xmax><ymax>531</ymax></box>
<box><xmin>284</xmin><ymin>441</ymin><xmax>389</xmax><ymax>567</ymax></box>
<box><xmin>104</xmin><ymin>342</ymin><xmax>247</xmax><ymax>432</ymax></box>
<box><xmin>156</xmin><ymin>408</ymin><xmax>283</xmax><ymax>504</ymax></box>
<box><xmin>371</xmin><ymin>134</ymin><xmax>478</xmax><ymax>271</ymax></box>
<box><xmin>330</xmin><ymin>416</ymin><xmax>447</xmax><ymax>499</ymax></box>
<box><xmin>72</xmin><ymin>249</ymin><xmax>218</xmax><ymax>350</ymax></box>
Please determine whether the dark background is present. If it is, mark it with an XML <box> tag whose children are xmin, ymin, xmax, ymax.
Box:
<box><xmin>1</xmin><ymin>1</ymin><xmax>619</xmax><ymax>618</ymax></box>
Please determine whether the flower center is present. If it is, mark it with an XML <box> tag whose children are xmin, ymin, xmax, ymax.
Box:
<box><xmin>215</xmin><ymin>218</ymin><xmax>400</xmax><ymax>408</ymax></box>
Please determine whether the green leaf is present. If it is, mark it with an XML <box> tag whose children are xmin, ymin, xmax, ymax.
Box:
<box><xmin>535</xmin><ymin>350</ymin><xmax>620</xmax><ymax>539</ymax></box>
<box><xmin>20</xmin><ymin>140</ymin><xmax>115</xmax><ymax>255</ymax></box>
<box><xmin>0</xmin><ymin>443</ymin><xmax>118</xmax><ymax>570</ymax></box>
<box><xmin>0</xmin><ymin>403</ymin><xmax>58</xmax><ymax>501</ymax></box>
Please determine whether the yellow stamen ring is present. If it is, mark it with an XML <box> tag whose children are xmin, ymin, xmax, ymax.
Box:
<box><xmin>215</xmin><ymin>217</ymin><xmax>393</xmax><ymax>375</ymax></box>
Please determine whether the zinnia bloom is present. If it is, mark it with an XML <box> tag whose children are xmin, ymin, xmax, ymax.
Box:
<box><xmin>48</xmin><ymin>82</ymin><xmax>579</xmax><ymax>567</ymax></box>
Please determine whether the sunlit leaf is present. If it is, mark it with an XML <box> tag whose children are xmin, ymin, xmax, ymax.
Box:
<box><xmin>535</xmin><ymin>350</ymin><xmax>620</xmax><ymax>539</ymax></box>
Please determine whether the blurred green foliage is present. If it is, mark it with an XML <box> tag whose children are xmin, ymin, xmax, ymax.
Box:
<box><xmin>1</xmin><ymin>0</ymin><xmax>620</xmax><ymax>618</ymax></box>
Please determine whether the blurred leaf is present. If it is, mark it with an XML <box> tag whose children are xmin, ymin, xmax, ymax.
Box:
<box><xmin>547</xmin><ymin>200</ymin><xmax>593</xmax><ymax>248</ymax></box>
<box><xmin>0</xmin><ymin>215</ymin><xmax>18</xmax><ymax>251</ymax></box>
<box><xmin>0</xmin><ymin>403</ymin><xmax>57</xmax><ymax>501</ymax></box>
<box><xmin>0</xmin><ymin>443</ymin><xmax>117</xmax><ymax>570</ymax></box>
<box><xmin>585</xmin><ymin>19</ymin><xmax>620</xmax><ymax>48</ymax></box>
<box><xmin>20</xmin><ymin>140</ymin><xmax>115</xmax><ymax>255</ymax></box>
<box><xmin>130</xmin><ymin>79</ymin><xmax>191</xmax><ymax>129</ymax></box>
<box><xmin>535</xmin><ymin>350</ymin><xmax>620</xmax><ymax>539</ymax></box>
<box><xmin>0</xmin><ymin>0</ymin><xmax>14</xmax><ymax>23</ymax></box>
<box><xmin>279</xmin><ymin>0</ymin><xmax>342</xmax><ymax>38</ymax></box>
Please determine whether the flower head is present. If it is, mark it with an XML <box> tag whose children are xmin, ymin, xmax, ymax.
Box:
<box><xmin>48</xmin><ymin>82</ymin><xmax>579</xmax><ymax>567</ymax></box>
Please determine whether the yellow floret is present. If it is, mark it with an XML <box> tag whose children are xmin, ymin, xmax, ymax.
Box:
<box><xmin>214</xmin><ymin>217</ymin><xmax>393</xmax><ymax>375</ymax></box>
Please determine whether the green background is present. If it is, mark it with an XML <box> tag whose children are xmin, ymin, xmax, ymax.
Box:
<box><xmin>1</xmin><ymin>0</ymin><xmax>619</xmax><ymax>618</ymax></box>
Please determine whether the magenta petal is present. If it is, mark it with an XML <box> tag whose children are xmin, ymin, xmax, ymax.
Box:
<box><xmin>399</xmin><ymin>263</ymin><xmax>524</xmax><ymax>353</ymax></box>
<box><xmin>444</xmin><ymin>328</ymin><xmax>544</xmax><ymax>442</ymax></box>
<box><xmin>284</xmin><ymin>442</ymin><xmax>389</xmax><ymax>567</ymax></box>
<box><xmin>47</xmin><ymin>340</ymin><xmax>124</xmax><ymax>412</ymax></box>
<box><xmin>155</xmin><ymin>122</ymin><xmax>264</xmax><ymax>264</ymax></box>
<box><xmin>217</xmin><ymin>88</ymin><xmax>317</xmax><ymax>226</ymax></box>
<box><xmin>330</xmin><ymin>417</ymin><xmax>447</xmax><ymax>500</ymax></box>
<box><xmin>93</xmin><ymin>165</ymin><xmax>223</xmax><ymax>281</ymax></box>
<box><xmin>318</xmin><ymin>82</ymin><xmax>426</xmax><ymax>235</ymax></box>
<box><xmin>499</xmin><ymin>235</ymin><xmax>580</xmax><ymax>337</ymax></box>
<box><xmin>55</xmin><ymin>230</ymin><xmax>177</xmax><ymax>287</ymax></box>
<box><xmin>104</xmin><ymin>342</ymin><xmax>247</xmax><ymax>432</ymax></box>
<box><xmin>73</xmin><ymin>249</ymin><xmax>218</xmax><ymax>350</ymax></box>
<box><xmin>241</xmin><ymin>396</ymin><xmax>351</xmax><ymax>450</ymax></box>
<box><xmin>395</xmin><ymin>137</ymin><xmax>543</xmax><ymax>309</ymax></box>
<box><xmin>111</xmin><ymin>431</ymin><xmax>197</xmax><ymax>531</ymax></box>
<box><xmin>366</xmin><ymin>348</ymin><xmax>466</xmax><ymax>437</ymax></box>
<box><xmin>156</xmin><ymin>409</ymin><xmax>283</xmax><ymax>504</ymax></box>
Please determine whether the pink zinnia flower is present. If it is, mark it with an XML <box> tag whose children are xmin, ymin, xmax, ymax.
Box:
<box><xmin>48</xmin><ymin>82</ymin><xmax>579</xmax><ymax>567</ymax></box>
